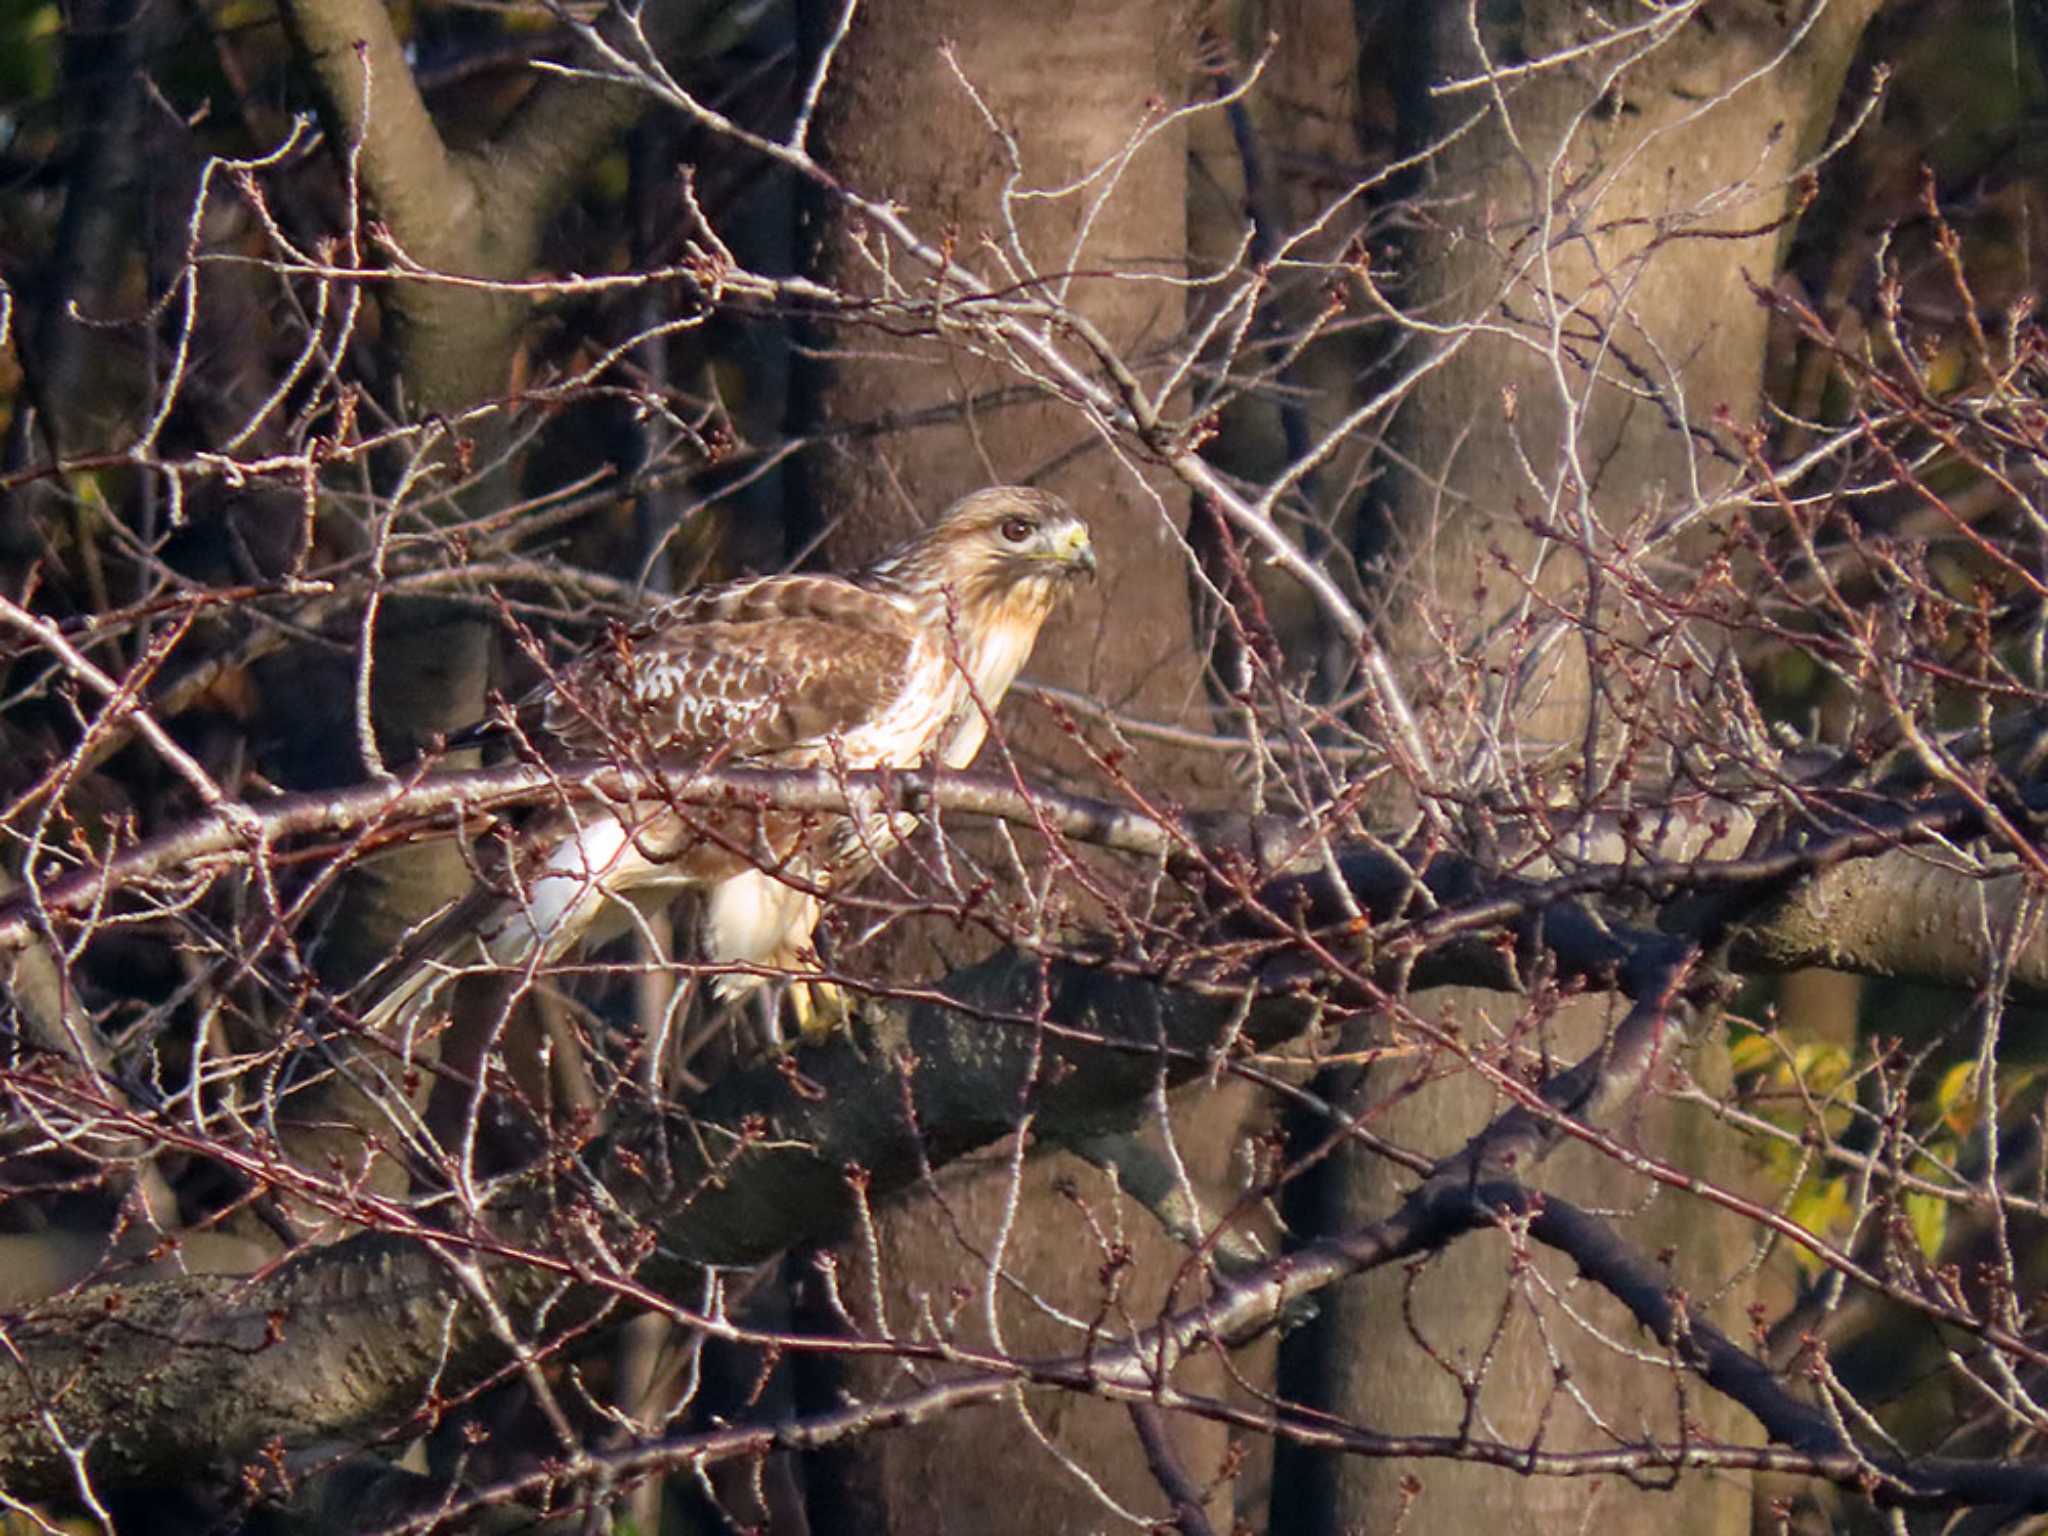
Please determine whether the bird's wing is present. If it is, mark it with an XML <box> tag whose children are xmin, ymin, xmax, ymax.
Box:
<box><xmin>358</xmin><ymin>579</ymin><xmax>927</xmax><ymax>1035</ymax></box>
<box><xmin>536</xmin><ymin>574</ymin><xmax>922</xmax><ymax>763</ymax></box>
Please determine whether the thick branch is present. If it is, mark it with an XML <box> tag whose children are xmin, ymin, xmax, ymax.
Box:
<box><xmin>8</xmin><ymin>760</ymin><xmax>2048</xmax><ymax>1006</ymax></box>
<box><xmin>0</xmin><ymin>952</ymin><xmax>1301</xmax><ymax>1499</ymax></box>
<box><xmin>0</xmin><ymin>905</ymin><xmax>1687</xmax><ymax>1502</ymax></box>
<box><xmin>1727</xmin><ymin>849</ymin><xmax>2048</xmax><ymax>1000</ymax></box>
<box><xmin>0</xmin><ymin>762</ymin><xmax>1199</xmax><ymax>956</ymax></box>
<box><xmin>1</xmin><ymin>913</ymin><xmax>2035</xmax><ymax>1513</ymax></box>
<box><xmin>275</xmin><ymin>0</ymin><xmax>728</xmax><ymax>410</ymax></box>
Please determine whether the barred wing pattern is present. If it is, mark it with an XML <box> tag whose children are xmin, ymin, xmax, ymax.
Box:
<box><xmin>538</xmin><ymin>576</ymin><xmax>922</xmax><ymax>764</ymax></box>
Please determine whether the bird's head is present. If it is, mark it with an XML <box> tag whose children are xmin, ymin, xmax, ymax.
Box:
<box><xmin>873</xmin><ymin>486</ymin><xmax>1096</xmax><ymax>611</ymax></box>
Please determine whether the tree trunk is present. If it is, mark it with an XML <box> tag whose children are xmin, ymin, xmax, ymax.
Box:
<box><xmin>1278</xmin><ymin>4</ymin><xmax>1882</xmax><ymax>1532</ymax></box>
<box><xmin>792</xmin><ymin>3</ymin><xmax>1263</xmax><ymax>1531</ymax></box>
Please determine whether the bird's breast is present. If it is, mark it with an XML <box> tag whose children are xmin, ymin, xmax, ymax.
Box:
<box><xmin>834</xmin><ymin>641</ymin><xmax>966</xmax><ymax>768</ymax></box>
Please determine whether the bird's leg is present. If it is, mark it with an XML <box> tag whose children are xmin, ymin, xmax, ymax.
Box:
<box><xmin>748</xmin><ymin>981</ymin><xmax>786</xmax><ymax>1054</ymax></box>
<box><xmin>789</xmin><ymin>975</ymin><xmax>852</xmax><ymax>1044</ymax></box>
<box><xmin>788</xmin><ymin>921</ymin><xmax>853</xmax><ymax>1044</ymax></box>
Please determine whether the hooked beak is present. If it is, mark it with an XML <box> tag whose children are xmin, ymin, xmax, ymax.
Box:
<box><xmin>1050</xmin><ymin>521</ymin><xmax>1097</xmax><ymax>580</ymax></box>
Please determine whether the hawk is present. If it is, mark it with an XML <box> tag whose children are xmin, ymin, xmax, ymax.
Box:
<box><xmin>358</xmin><ymin>486</ymin><xmax>1095</xmax><ymax>1041</ymax></box>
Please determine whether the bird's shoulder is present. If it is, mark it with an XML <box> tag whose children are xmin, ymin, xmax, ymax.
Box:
<box><xmin>643</xmin><ymin>570</ymin><xmax>922</xmax><ymax>634</ymax></box>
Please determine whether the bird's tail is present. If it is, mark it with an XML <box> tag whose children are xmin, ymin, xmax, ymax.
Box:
<box><xmin>352</xmin><ymin>884</ymin><xmax>516</xmax><ymax>1038</ymax></box>
<box><xmin>358</xmin><ymin>809</ymin><xmax>678</xmax><ymax>1039</ymax></box>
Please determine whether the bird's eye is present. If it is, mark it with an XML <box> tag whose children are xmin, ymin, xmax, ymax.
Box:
<box><xmin>999</xmin><ymin>515</ymin><xmax>1034</xmax><ymax>545</ymax></box>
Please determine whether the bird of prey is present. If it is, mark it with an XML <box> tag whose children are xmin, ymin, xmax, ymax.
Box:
<box><xmin>357</xmin><ymin>486</ymin><xmax>1095</xmax><ymax>1042</ymax></box>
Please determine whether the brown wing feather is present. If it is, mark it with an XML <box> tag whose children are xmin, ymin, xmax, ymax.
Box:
<box><xmin>539</xmin><ymin>574</ymin><xmax>919</xmax><ymax>762</ymax></box>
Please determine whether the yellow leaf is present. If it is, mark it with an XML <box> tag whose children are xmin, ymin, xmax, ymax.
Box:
<box><xmin>1905</xmin><ymin>1191</ymin><xmax>1948</xmax><ymax>1260</ymax></box>
<box><xmin>1790</xmin><ymin>1043</ymin><xmax>1850</xmax><ymax>1096</ymax></box>
<box><xmin>1786</xmin><ymin>1176</ymin><xmax>1851</xmax><ymax>1274</ymax></box>
<box><xmin>1934</xmin><ymin>1059</ymin><xmax>1980</xmax><ymax>1136</ymax></box>
<box><xmin>1729</xmin><ymin>1031</ymin><xmax>1777</xmax><ymax>1075</ymax></box>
